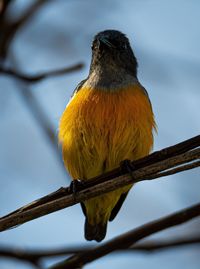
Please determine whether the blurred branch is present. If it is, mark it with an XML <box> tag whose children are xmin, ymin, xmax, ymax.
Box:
<box><xmin>0</xmin><ymin>135</ymin><xmax>200</xmax><ymax>232</ymax></box>
<box><xmin>18</xmin><ymin>82</ymin><xmax>57</xmax><ymax>146</ymax></box>
<box><xmin>0</xmin><ymin>0</ymin><xmax>84</xmax><ymax>166</ymax></box>
<box><xmin>0</xmin><ymin>248</ymin><xmax>43</xmax><ymax>269</ymax></box>
<box><xmin>8</xmin><ymin>51</ymin><xmax>64</xmax><ymax>171</ymax></box>
<box><xmin>14</xmin><ymin>0</ymin><xmax>50</xmax><ymax>29</ymax></box>
<box><xmin>0</xmin><ymin>236</ymin><xmax>199</xmax><ymax>266</ymax></box>
<box><xmin>0</xmin><ymin>0</ymin><xmax>12</xmax><ymax>19</ymax></box>
<box><xmin>3</xmin><ymin>236</ymin><xmax>200</xmax><ymax>256</ymax></box>
<box><xmin>0</xmin><ymin>0</ymin><xmax>50</xmax><ymax>59</ymax></box>
<box><xmin>129</xmin><ymin>237</ymin><xmax>200</xmax><ymax>251</ymax></box>
<box><xmin>0</xmin><ymin>248</ymin><xmax>41</xmax><ymax>266</ymax></box>
<box><xmin>50</xmin><ymin>203</ymin><xmax>200</xmax><ymax>269</ymax></box>
<box><xmin>0</xmin><ymin>63</ymin><xmax>84</xmax><ymax>82</ymax></box>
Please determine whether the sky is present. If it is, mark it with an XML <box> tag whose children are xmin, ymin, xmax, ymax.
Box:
<box><xmin>0</xmin><ymin>0</ymin><xmax>200</xmax><ymax>268</ymax></box>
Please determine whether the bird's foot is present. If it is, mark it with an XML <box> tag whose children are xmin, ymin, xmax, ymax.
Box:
<box><xmin>69</xmin><ymin>179</ymin><xmax>85</xmax><ymax>194</ymax></box>
<box><xmin>120</xmin><ymin>159</ymin><xmax>135</xmax><ymax>179</ymax></box>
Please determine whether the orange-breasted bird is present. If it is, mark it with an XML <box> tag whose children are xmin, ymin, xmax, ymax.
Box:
<box><xmin>58</xmin><ymin>30</ymin><xmax>156</xmax><ymax>242</ymax></box>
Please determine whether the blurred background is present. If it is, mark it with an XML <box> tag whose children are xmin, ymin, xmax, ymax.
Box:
<box><xmin>0</xmin><ymin>0</ymin><xmax>200</xmax><ymax>268</ymax></box>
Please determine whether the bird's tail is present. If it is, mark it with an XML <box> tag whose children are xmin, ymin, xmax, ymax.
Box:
<box><xmin>84</xmin><ymin>218</ymin><xmax>107</xmax><ymax>242</ymax></box>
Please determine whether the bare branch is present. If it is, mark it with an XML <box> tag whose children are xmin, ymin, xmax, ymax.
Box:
<box><xmin>0</xmin><ymin>0</ymin><xmax>50</xmax><ymax>59</ymax></box>
<box><xmin>14</xmin><ymin>0</ymin><xmax>50</xmax><ymax>30</ymax></box>
<box><xmin>0</xmin><ymin>0</ymin><xmax>12</xmax><ymax>19</ymax></box>
<box><xmin>0</xmin><ymin>236</ymin><xmax>199</xmax><ymax>264</ymax></box>
<box><xmin>50</xmin><ymin>203</ymin><xmax>200</xmax><ymax>269</ymax></box>
<box><xmin>0</xmin><ymin>247</ymin><xmax>43</xmax><ymax>268</ymax></box>
<box><xmin>18</xmin><ymin>82</ymin><xmax>57</xmax><ymax>146</ymax></box>
<box><xmin>0</xmin><ymin>63</ymin><xmax>84</xmax><ymax>82</ymax></box>
<box><xmin>129</xmin><ymin>237</ymin><xmax>200</xmax><ymax>252</ymax></box>
<box><xmin>0</xmin><ymin>135</ymin><xmax>199</xmax><ymax>232</ymax></box>
<box><xmin>0</xmin><ymin>0</ymin><xmax>84</xmax><ymax>168</ymax></box>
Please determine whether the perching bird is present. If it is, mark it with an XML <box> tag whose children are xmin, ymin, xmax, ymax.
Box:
<box><xmin>58</xmin><ymin>30</ymin><xmax>156</xmax><ymax>242</ymax></box>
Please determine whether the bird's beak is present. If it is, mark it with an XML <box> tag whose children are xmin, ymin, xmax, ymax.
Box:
<box><xmin>99</xmin><ymin>37</ymin><xmax>116</xmax><ymax>49</ymax></box>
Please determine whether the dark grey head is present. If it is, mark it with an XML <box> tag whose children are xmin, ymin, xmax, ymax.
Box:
<box><xmin>90</xmin><ymin>30</ymin><xmax>138</xmax><ymax>77</ymax></box>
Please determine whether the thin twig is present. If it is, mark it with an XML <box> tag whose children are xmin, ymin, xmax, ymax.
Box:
<box><xmin>129</xmin><ymin>237</ymin><xmax>200</xmax><ymax>252</ymax></box>
<box><xmin>0</xmin><ymin>135</ymin><xmax>199</xmax><ymax>232</ymax></box>
<box><xmin>8</xmin><ymin>55</ymin><xmax>63</xmax><ymax>168</ymax></box>
<box><xmin>14</xmin><ymin>0</ymin><xmax>50</xmax><ymax>29</ymax></box>
<box><xmin>0</xmin><ymin>63</ymin><xmax>84</xmax><ymax>82</ymax></box>
<box><xmin>50</xmin><ymin>203</ymin><xmax>200</xmax><ymax>269</ymax></box>
<box><xmin>0</xmin><ymin>246</ymin><xmax>43</xmax><ymax>269</ymax></box>
<box><xmin>148</xmin><ymin>160</ymin><xmax>200</xmax><ymax>179</ymax></box>
<box><xmin>0</xmin><ymin>0</ymin><xmax>12</xmax><ymax>19</ymax></box>
<box><xmin>0</xmin><ymin>0</ymin><xmax>50</xmax><ymax>59</ymax></box>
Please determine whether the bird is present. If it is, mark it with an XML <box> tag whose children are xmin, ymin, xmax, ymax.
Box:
<box><xmin>58</xmin><ymin>30</ymin><xmax>156</xmax><ymax>242</ymax></box>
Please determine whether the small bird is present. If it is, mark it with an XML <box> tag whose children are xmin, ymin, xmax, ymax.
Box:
<box><xmin>58</xmin><ymin>30</ymin><xmax>156</xmax><ymax>242</ymax></box>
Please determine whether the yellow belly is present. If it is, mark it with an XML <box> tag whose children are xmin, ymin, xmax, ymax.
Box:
<box><xmin>59</xmin><ymin>85</ymin><xmax>155</xmax><ymax>224</ymax></box>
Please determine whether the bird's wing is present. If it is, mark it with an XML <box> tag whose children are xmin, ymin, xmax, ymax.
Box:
<box><xmin>80</xmin><ymin>202</ymin><xmax>87</xmax><ymax>216</ymax></box>
<box><xmin>71</xmin><ymin>78</ymin><xmax>88</xmax><ymax>97</ymax></box>
<box><xmin>109</xmin><ymin>191</ymin><xmax>129</xmax><ymax>221</ymax></box>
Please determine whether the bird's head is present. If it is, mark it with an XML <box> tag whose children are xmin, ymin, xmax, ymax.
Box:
<box><xmin>90</xmin><ymin>30</ymin><xmax>138</xmax><ymax>77</ymax></box>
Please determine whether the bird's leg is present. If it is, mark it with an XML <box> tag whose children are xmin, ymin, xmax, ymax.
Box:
<box><xmin>120</xmin><ymin>159</ymin><xmax>135</xmax><ymax>180</ymax></box>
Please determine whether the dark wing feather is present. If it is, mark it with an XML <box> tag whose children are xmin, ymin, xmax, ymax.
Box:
<box><xmin>80</xmin><ymin>202</ymin><xmax>87</xmax><ymax>216</ymax></box>
<box><xmin>71</xmin><ymin>78</ymin><xmax>87</xmax><ymax>97</ymax></box>
<box><xmin>109</xmin><ymin>191</ymin><xmax>129</xmax><ymax>221</ymax></box>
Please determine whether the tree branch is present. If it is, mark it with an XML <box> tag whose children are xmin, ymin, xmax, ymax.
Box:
<box><xmin>0</xmin><ymin>236</ymin><xmax>199</xmax><ymax>266</ymax></box>
<box><xmin>0</xmin><ymin>247</ymin><xmax>43</xmax><ymax>269</ymax></box>
<box><xmin>129</xmin><ymin>237</ymin><xmax>200</xmax><ymax>252</ymax></box>
<box><xmin>0</xmin><ymin>135</ymin><xmax>199</xmax><ymax>232</ymax></box>
<box><xmin>0</xmin><ymin>0</ymin><xmax>12</xmax><ymax>19</ymax></box>
<box><xmin>50</xmin><ymin>203</ymin><xmax>200</xmax><ymax>269</ymax></box>
<box><xmin>0</xmin><ymin>0</ymin><xmax>50</xmax><ymax>59</ymax></box>
<box><xmin>0</xmin><ymin>63</ymin><xmax>84</xmax><ymax>82</ymax></box>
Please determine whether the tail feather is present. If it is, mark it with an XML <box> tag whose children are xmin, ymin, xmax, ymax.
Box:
<box><xmin>84</xmin><ymin>218</ymin><xmax>107</xmax><ymax>242</ymax></box>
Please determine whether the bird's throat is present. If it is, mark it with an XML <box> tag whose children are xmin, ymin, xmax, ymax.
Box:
<box><xmin>85</xmin><ymin>67</ymin><xmax>138</xmax><ymax>91</ymax></box>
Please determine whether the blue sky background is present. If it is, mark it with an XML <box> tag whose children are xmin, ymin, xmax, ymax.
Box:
<box><xmin>0</xmin><ymin>0</ymin><xmax>200</xmax><ymax>268</ymax></box>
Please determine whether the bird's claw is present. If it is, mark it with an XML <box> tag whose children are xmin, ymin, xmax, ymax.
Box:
<box><xmin>69</xmin><ymin>179</ymin><xmax>85</xmax><ymax>194</ymax></box>
<box><xmin>120</xmin><ymin>159</ymin><xmax>135</xmax><ymax>179</ymax></box>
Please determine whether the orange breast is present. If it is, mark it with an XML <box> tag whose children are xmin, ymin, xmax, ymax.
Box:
<box><xmin>59</xmin><ymin>85</ymin><xmax>156</xmax><ymax>180</ymax></box>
